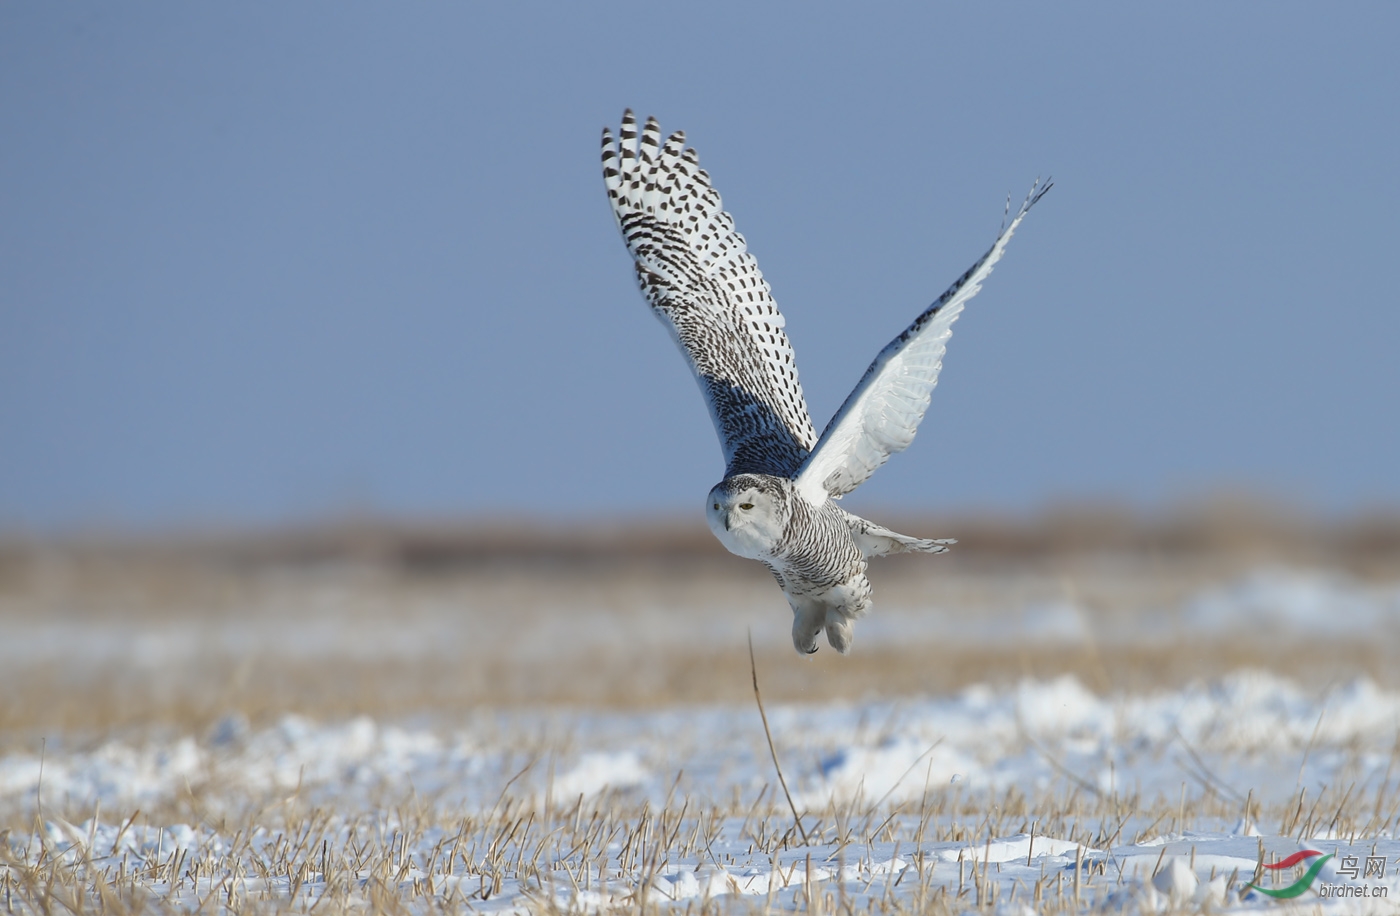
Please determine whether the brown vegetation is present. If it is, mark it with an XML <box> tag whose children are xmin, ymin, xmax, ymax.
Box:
<box><xmin>2</xmin><ymin>505</ymin><xmax>1397</xmax><ymax>739</ymax></box>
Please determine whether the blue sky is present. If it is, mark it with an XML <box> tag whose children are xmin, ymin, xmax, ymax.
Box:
<box><xmin>2</xmin><ymin>3</ymin><xmax>1397</xmax><ymax>531</ymax></box>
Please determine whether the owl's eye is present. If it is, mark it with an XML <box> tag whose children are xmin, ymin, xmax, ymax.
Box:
<box><xmin>713</xmin><ymin>503</ymin><xmax>720</xmax><ymax>510</ymax></box>
<box><xmin>739</xmin><ymin>503</ymin><xmax>754</xmax><ymax>510</ymax></box>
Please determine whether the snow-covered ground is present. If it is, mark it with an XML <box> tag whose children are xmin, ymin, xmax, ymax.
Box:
<box><xmin>3</xmin><ymin>562</ymin><xmax>1400</xmax><ymax>911</ymax></box>
<box><xmin>4</xmin><ymin>667</ymin><xmax>1400</xmax><ymax>912</ymax></box>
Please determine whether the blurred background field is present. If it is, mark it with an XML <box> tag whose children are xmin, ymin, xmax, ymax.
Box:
<box><xmin>5</xmin><ymin>502</ymin><xmax>1399</xmax><ymax>744</ymax></box>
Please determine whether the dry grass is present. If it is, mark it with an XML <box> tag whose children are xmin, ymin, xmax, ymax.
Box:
<box><xmin>1</xmin><ymin>725</ymin><xmax>1397</xmax><ymax>914</ymax></box>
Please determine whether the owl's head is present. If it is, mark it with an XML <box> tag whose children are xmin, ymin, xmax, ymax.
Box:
<box><xmin>705</xmin><ymin>474</ymin><xmax>790</xmax><ymax>559</ymax></box>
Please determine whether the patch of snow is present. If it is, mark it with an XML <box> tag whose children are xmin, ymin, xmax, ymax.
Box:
<box><xmin>7</xmin><ymin>671</ymin><xmax>1400</xmax><ymax>912</ymax></box>
<box><xmin>550</xmin><ymin>750</ymin><xmax>647</xmax><ymax>802</ymax></box>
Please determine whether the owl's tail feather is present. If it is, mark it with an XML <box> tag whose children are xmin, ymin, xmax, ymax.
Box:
<box><xmin>844</xmin><ymin>512</ymin><xmax>955</xmax><ymax>557</ymax></box>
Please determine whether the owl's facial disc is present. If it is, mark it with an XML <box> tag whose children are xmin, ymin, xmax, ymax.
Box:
<box><xmin>705</xmin><ymin>482</ymin><xmax>784</xmax><ymax>559</ymax></box>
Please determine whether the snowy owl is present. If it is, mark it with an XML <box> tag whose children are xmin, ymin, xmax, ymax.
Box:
<box><xmin>602</xmin><ymin>111</ymin><xmax>1048</xmax><ymax>656</ymax></box>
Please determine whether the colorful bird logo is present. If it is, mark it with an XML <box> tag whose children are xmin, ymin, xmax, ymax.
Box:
<box><xmin>1246</xmin><ymin>850</ymin><xmax>1333</xmax><ymax>899</ymax></box>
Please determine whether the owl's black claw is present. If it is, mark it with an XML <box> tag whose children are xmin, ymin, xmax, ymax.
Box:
<box><xmin>805</xmin><ymin>645</ymin><xmax>818</xmax><ymax>655</ymax></box>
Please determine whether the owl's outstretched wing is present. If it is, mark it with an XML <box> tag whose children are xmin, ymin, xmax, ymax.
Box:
<box><xmin>794</xmin><ymin>180</ymin><xmax>1051</xmax><ymax>504</ymax></box>
<box><xmin>603</xmin><ymin>111</ymin><xmax>818</xmax><ymax>478</ymax></box>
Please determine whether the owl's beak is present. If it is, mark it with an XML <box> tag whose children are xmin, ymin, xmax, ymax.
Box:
<box><xmin>722</xmin><ymin>513</ymin><xmax>731</xmax><ymax>531</ymax></box>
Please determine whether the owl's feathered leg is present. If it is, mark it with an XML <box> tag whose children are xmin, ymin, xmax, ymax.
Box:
<box><xmin>820</xmin><ymin>573</ymin><xmax>872</xmax><ymax>655</ymax></box>
<box><xmin>784</xmin><ymin>574</ymin><xmax>873</xmax><ymax>655</ymax></box>
<box><xmin>824</xmin><ymin>616</ymin><xmax>855</xmax><ymax>654</ymax></box>
<box><xmin>790</xmin><ymin>600</ymin><xmax>824</xmax><ymax>655</ymax></box>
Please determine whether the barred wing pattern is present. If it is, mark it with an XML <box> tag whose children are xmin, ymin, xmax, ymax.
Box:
<box><xmin>795</xmin><ymin>180</ymin><xmax>1052</xmax><ymax>504</ymax></box>
<box><xmin>602</xmin><ymin>112</ymin><xmax>818</xmax><ymax>478</ymax></box>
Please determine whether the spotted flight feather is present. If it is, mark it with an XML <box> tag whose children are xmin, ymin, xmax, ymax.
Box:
<box><xmin>602</xmin><ymin>110</ymin><xmax>817</xmax><ymax>478</ymax></box>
